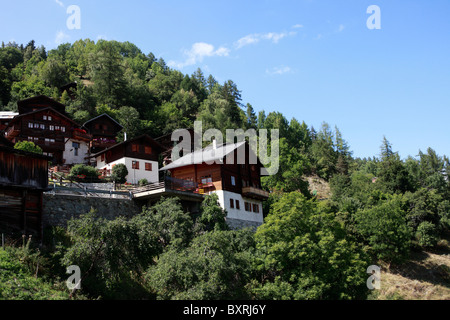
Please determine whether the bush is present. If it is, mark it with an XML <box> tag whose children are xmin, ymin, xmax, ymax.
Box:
<box><xmin>13</xmin><ymin>141</ymin><xmax>43</xmax><ymax>155</ymax></box>
<box><xmin>138</xmin><ymin>178</ymin><xmax>149</xmax><ymax>186</ymax></box>
<box><xmin>416</xmin><ymin>221</ymin><xmax>439</xmax><ymax>248</ymax></box>
<box><xmin>68</xmin><ymin>164</ymin><xmax>100</xmax><ymax>182</ymax></box>
<box><xmin>354</xmin><ymin>196</ymin><xmax>412</xmax><ymax>263</ymax></box>
<box><xmin>111</xmin><ymin>163</ymin><xmax>128</xmax><ymax>184</ymax></box>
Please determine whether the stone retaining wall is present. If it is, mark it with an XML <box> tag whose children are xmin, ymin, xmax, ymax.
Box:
<box><xmin>43</xmin><ymin>193</ymin><xmax>141</xmax><ymax>227</ymax></box>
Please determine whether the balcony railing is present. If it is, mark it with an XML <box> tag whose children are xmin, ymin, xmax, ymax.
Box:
<box><xmin>91</xmin><ymin>139</ymin><xmax>117</xmax><ymax>149</ymax></box>
<box><xmin>72</xmin><ymin>130</ymin><xmax>92</xmax><ymax>141</ymax></box>
<box><xmin>242</xmin><ymin>186</ymin><xmax>270</xmax><ymax>200</ymax></box>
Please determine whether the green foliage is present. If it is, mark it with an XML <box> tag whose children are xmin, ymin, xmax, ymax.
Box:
<box><xmin>61</xmin><ymin>208</ymin><xmax>160</xmax><ymax>299</ymax></box>
<box><xmin>145</xmin><ymin>229</ymin><xmax>255</xmax><ymax>300</ymax></box>
<box><xmin>138</xmin><ymin>178</ymin><xmax>149</xmax><ymax>186</ymax></box>
<box><xmin>68</xmin><ymin>164</ymin><xmax>100</xmax><ymax>181</ymax></box>
<box><xmin>141</xmin><ymin>197</ymin><xmax>193</xmax><ymax>249</ymax></box>
<box><xmin>253</xmin><ymin>192</ymin><xmax>370</xmax><ymax>300</ymax></box>
<box><xmin>111</xmin><ymin>163</ymin><xmax>128</xmax><ymax>184</ymax></box>
<box><xmin>13</xmin><ymin>141</ymin><xmax>43</xmax><ymax>154</ymax></box>
<box><xmin>354</xmin><ymin>196</ymin><xmax>412</xmax><ymax>263</ymax></box>
<box><xmin>415</xmin><ymin>221</ymin><xmax>439</xmax><ymax>248</ymax></box>
<box><xmin>0</xmin><ymin>243</ymin><xmax>68</xmax><ymax>300</ymax></box>
<box><xmin>197</xmin><ymin>194</ymin><xmax>228</xmax><ymax>232</ymax></box>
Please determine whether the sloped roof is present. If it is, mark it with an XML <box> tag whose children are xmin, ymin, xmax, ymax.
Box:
<box><xmin>160</xmin><ymin>141</ymin><xmax>247</xmax><ymax>171</ymax></box>
<box><xmin>5</xmin><ymin>107</ymin><xmax>80</xmax><ymax>128</ymax></box>
<box><xmin>83</xmin><ymin>113</ymin><xmax>123</xmax><ymax>130</ymax></box>
<box><xmin>89</xmin><ymin>134</ymin><xmax>166</xmax><ymax>158</ymax></box>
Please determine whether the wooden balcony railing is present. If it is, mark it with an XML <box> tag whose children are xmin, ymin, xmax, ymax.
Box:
<box><xmin>242</xmin><ymin>186</ymin><xmax>270</xmax><ymax>200</ymax></box>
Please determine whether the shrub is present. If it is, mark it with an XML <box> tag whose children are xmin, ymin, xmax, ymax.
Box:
<box><xmin>416</xmin><ymin>221</ymin><xmax>439</xmax><ymax>248</ymax></box>
<box><xmin>69</xmin><ymin>164</ymin><xmax>100</xmax><ymax>182</ymax></box>
<box><xmin>111</xmin><ymin>163</ymin><xmax>128</xmax><ymax>184</ymax></box>
<box><xmin>138</xmin><ymin>178</ymin><xmax>149</xmax><ymax>186</ymax></box>
<box><xmin>354</xmin><ymin>196</ymin><xmax>412</xmax><ymax>263</ymax></box>
<box><xmin>13</xmin><ymin>141</ymin><xmax>43</xmax><ymax>155</ymax></box>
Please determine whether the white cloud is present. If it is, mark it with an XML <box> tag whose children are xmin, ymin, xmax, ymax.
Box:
<box><xmin>292</xmin><ymin>24</ymin><xmax>304</xmax><ymax>29</ymax></box>
<box><xmin>54</xmin><ymin>0</ymin><xmax>64</xmax><ymax>7</ymax></box>
<box><xmin>266</xmin><ymin>66</ymin><xmax>293</xmax><ymax>75</ymax></box>
<box><xmin>235</xmin><ymin>31</ymin><xmax>296</xmax><ymax>49</ymax></box>
<box><xmin>168</xmin><ymin>42</ymin><xmax>230</xmax><ymax>68</ymax></box>
<box><xmin>337</xmin><ymin>24</ymin><xmax>345</xmax><ymax>32</ymax></box>
<box><xmin>55</xmin><ymin>30</ymin><xmax>70</xmax><ymax>45</ymax></box>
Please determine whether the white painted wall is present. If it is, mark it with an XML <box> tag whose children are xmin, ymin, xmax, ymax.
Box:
<box><xmin>95</xmin><ymin>156</ymin><xmax>159</xmax><ymax>184</ymax></box>
<box><xmin>63</xmin><ymin>139</ymin><xmax>90</xmax><ymax>165</ymax></box>
<box><xmin>213</xmin><ymin>190</ymin><xmax>264</xmax><ymax>224</ymax></box>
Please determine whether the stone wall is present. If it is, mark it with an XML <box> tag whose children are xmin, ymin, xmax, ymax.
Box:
<box><xmin>226</xmin><ymin>217</ymin><xmax>262</xmax><ymax>231</ymax></box>
<box><xmin>43</xmin><ymin>193</ymin><xmax>141</xmax><ymax>228</ymax></box>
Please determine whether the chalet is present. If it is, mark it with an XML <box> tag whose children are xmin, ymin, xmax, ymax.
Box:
<box><xmin>0</xmin><ymin>111</ymin><xmax>18</xmax><ymax>131</ymax></box>
<box><xmin>91</xmin><ymin>134</ymin><xmax>164</xmax><ymax>184</ymax></box>
<box><xmin>83</xmin><ymin>114</ymin><xmax>123</xmax><ymax>154</ymax></box>
<box><xmin>3</xmin><ymin>107</ymin><xmax>91</xmax><ymax>165</ymax></box>
<box><xmin>17</xmin><ymin>95</ymin><xmax>67</xmax><ymax>115</ymax></box>
<box><xmin>159</xmin><ymin>141</ymin><xmax>269</xmax><ymax>228</ymax></box>
<box><xmin>155</xmin><ymin>128</ymin><xmax>201</xmax><ymax>166</ymax></box>
<box><xmin>0</xmin><ymin>135</ymin><xmax>51</xmax><ymax>238</ymax></box>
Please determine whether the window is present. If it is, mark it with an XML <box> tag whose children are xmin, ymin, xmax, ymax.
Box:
<box><xmin>43</xmin><ymin>115</ymin><xmax>47</xmax><ymax>120</ymax></box>
<box><xmin>132</xmin><ymin>144</ymin><xmax>139</xmax><ymax>152</ymax></box>
<box><xmin>132</xmin><ymin>161</ymin><xmax>140</xmax><ymax>170</ymax></box>
<box><xmin>101</xmin><ymin>154</ymin><xmax>105</xmax><ymax>162</ymax></box>
<box><xmin>231</xmin><ymin>176</ymin><xmax>236</xmax><ymax>186</ymax></box>
<box><xmin>72</xmin><ymin>142</ymin><xmax>80</xmax><ymax>157</ymax></box>
<box><xmin>34</xmin><ymin>123</ymin><xmax>40</xmax><ymax>129</ymax></box>
<box><xmin>49</xmin><ymin>125</ymin><xmax>55</xmax><ymax>131</ymax></box>
<box><xmin>40</xmin><ymin>124</ymin><xmax>45</xmax><ymax>130</ymax></box>
<box><xmin>28</xmin><ymin>136</ymin><xmax>33</xmax><ymax>141</ymax></box>
<box><xmin>253</xmin><ymin>204</ymin><xmax>259</xmax><ymax>213</ymax></box>
<box><xmin>34</xmin><ymin>137</ymin><xmax>39</xmax><ymax>142</ymax></box>
<box><xmin>244</xmin><ymin>202</ymin><xmax>251</xmax><ymax>212</ymax></box>
<box><xmin>61</xmin><ymin>126</ymin><xmax>66</xmax><ymax>132</ymax></box>
<box><xmin>145</xmin><ymin>163</ymin><xmax>152</xmax><ymax>171</ymax></box>
<box><xmin>235</xmin><ymin>200</ymin><xmax>240</xmax><ymax>210</ymax></box>
<box><xmin>95</xmin><ymin>124</ymin><xmax>100</xmax><ymax>130</ymax></box>
<box><xmin>230</xmin><ymin>199</ymin><xmax>234</xmax><ymax>209</ymax></box>
<box><xmin>55</xmin><ymin>126</ymin><xmax>60</xmax><ymax>131</ymax></box>
<box><xmin>48</xmin><ymin>116</ymin><xmax>52</xmax><ymax>121</ymax></box>
<box><xmin>144</xmin><ymin>146</ymin><xmax>152</xmax><ymax>154</ymax></box>
<box><xmin>201</xmin><ymin>175</ymin><xmax>212</xmax><ymax>185</ymax></box>
<box><xmin>103</xmin><ymin>125</ymin><xmax>108</xmax><ymax>130</ymax></box>
<box><xmin>28</xmin><ymin>122</ymin><xmax>33</xmax><ymax>128</ymax></box>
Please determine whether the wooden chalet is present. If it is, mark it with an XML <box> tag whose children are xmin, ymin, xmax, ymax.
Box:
<box><xmin>91</xmin><ymin>134</ymin><xmax>165</xmax><ymax>184</ymax></box>
<box><xmin>83</xmin><ymin>114</ymin><xmax>123</xmax><ymax>153</ymax></box>
<box><xmin>0</xmin><ymin>135</ymin><xmax>51</xmax><ymax>238</ymax></box>
<box><xmin>156</xmin><ymin>141</ymin><xmax>269</xmax><ymax>228</ymax></box>
<box><xmin>3</xmin><ymin>107</ymin><xmax>91</xmax><ymax>165</ymax></box>
<box><xmin>17</xmin><ymin>95</ymin><xmax>67</xmax><ymax>115</ymax></box>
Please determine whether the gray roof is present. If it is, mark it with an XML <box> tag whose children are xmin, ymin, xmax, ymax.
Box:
<box><xmin>160</xmin><ymin>141</ymin><xmax>247</xmax><ymax>171</ymax></box>
<box><xmin>0</xmin><ymin>111</ymin><xmax>18</xmax><ymax>119</ymax></box>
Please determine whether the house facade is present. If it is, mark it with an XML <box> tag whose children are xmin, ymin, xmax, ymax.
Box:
<box><xmin>160</xmin><ymin>141</ymin><xmax>269</xmax><ymax>229</ymax></box>
<box><xmin>83</xmin><ymin>114</ymin><xmax>123</xmax><ymax>154</ymax></box>
<box><xmin>3</xmin><ymin>107</ymin><xmax>91</xmax><ymax>165</ymax></box>
<box><xmin>92</xmin><ymin>135</ymin><xmax>164</xmax><ymax>184</ymax></box>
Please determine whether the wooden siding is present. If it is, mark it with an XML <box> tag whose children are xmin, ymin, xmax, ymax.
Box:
<box><xmin>0</xmin><ymin>188</ymin><xmax>43</xmax><ymax>236</ymax></box>
<box><xmin>0</xmin><ymin>147</ymin><xmax>49</xmax><ymax>190</ymax></box>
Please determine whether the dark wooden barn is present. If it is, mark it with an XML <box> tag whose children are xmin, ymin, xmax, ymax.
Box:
<box><xmin>0</xmin><ymin>136</ymin><xmax>50</xmax><ymax>238</ymax></box>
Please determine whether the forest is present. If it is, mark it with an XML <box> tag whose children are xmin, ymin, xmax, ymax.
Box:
<box><xmin>0</xmin><ymin>39</ymin><xmax>449</xmax><ymax>300</ymax></box>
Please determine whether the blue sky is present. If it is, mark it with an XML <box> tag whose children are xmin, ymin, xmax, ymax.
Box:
<box><xmin>1</xmin><ymin>0</ymin><xmax>449</xmax><ymax>159</ymax></box>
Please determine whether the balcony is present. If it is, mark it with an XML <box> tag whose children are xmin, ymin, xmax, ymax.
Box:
<box><xmin>5</xmin><ymin>125</ymin><xmax>20</xmax><ymax>139</ymax></box>
<box><xmin>91</xmin><ymin>138</ymin><xmax>117</xmax><ymax>149</ymax></box>
<box><xmin>242</xmin><ymin>186</ymin><xmax>270</xmax><ymax>200</ymax></box>
<box><xmin>72</xmin><ymin>130</ymin><xmax>92</xmax><ymax>142</ymax></box>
